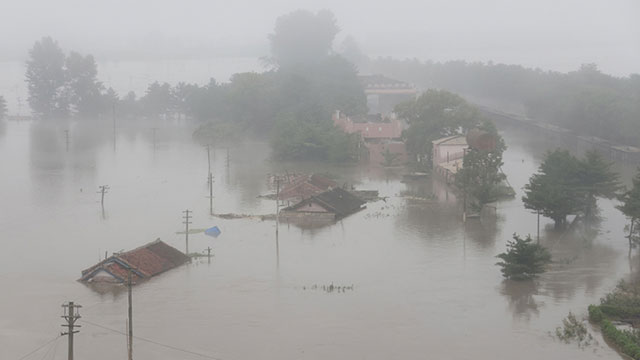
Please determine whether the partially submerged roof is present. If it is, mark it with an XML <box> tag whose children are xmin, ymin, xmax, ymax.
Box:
<box><xmin>278</xmin><ymin>174</ymin><xmax>337</xmax><ymax>200</ymax></box>
<box><xmin>79</xmin><ymin>239</ymin><xmax>189</xmax><ymax>284</ymax></box>
<box><xmin>284</xmin><ymin>188</ymin><xmax>365</xmax><ymax>218</ymax></box>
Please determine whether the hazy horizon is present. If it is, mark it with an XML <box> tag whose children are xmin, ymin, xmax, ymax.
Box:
<box><xmin>2</xmin><ymin>0</ymin><xmax>639</xmax><ymax>77</ymax></box>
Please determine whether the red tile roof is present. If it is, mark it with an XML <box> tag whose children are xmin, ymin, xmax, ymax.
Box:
<box><xmin>80</xmin><ymin>240</ymin><xmax>189</xmax><ymax>283</ymax></box>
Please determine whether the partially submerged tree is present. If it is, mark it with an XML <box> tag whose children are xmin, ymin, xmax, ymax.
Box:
<box><xmin>0</xmin><ymin>95</ymin><xmax>7</xmax><ymax>120</ymax></box>
<box><xmin>455</xmin><ymin>122</ymin><xmax>507</xmax><ymax>210</ymax></box>
<box><xmin>26</xmin><ymin>37</ymin><xmax>68</xmax><ymax>119</ymax></box>
<box><xmin>617</xmin><ymin>169</ymin><xmax>640</xmax><ymax>250</ymax></box>
<box><xmin>396</xmin><ymin>89</ymin><xmax>481</xmax><ymax>169</ymax></box>
<box><xmin>524</xmin><ymin>149</ymin><xmax>621</xmax><ymax>228</ymax></box>
<box><xmin>496</xmin><ymin>234</ymin><xmax>552</xmax><ymax>280</ymax></box>
<box><xmin>65</xmin><ymin>51</ymin><xmax>104</xmax><ymax>118</ymax></box>
<box><xmin>576</xmin><ymin>150</ymin><xmax>621</xmax><ymax>220</ymax></box>
<box><xmin>523</xmin><ymin>150</ymin><xmax>584</xmax><ymax>228</ymax></box>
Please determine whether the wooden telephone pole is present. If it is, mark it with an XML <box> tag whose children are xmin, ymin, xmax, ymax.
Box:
<box><xmin>61</xmin><ymin>301</ymin><xmax>81</xmax><ymax>360</ymax></box>
<box><xmin>208</xmin><ymin>173</ymin><xmax>214</xmax><ymax>216</ymax></box>
<box><xmin>182</xmin><ymin>209</ymin><xmax>192</xmax><ymax>255</ymax></box>
<box><xmin>98</xmin><ymin>185</ymin><xmax>109</xmax><ymax>207</ymax></box>
<box><xmin>127</xmin><ymin>270</ymin><xmax>133</xmax><ymax>360</ymax></box>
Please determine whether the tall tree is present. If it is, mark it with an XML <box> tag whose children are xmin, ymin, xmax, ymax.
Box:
<box><xmin>617</xmin><ymin>170</ymin><xmax>640</xmax><ymax>250</ymax></box>
<box><xmin>0</xmin><ymin>95</ymin><xmax>7</xmax><ymax>120</ymax></box>
<box><xmin>25</xmin><ymin>37</ymin><xmax>68</xmax><ymax>119</ymax></box>
<box><xmin>396</xmin><ymin>89</ymin><xmax>481</xmax><ymax>168</ymax></box>
<box><xmin>456</xmin><ymin>123</ymin><xmax>507</xmax><ymax>210</ymax></box>
<box><xmin>576</xmin><ymin>150</ymin><xmax>621</xmax><ymax>219</ymax></box>
<box><xmin>268</xmin><ymin>9</ymin><xmax>339</xmax><ymax>68</ymax></box>
<box><xmin>140</xmin><ymin>82</ymin><xmax>174</xmax><ymax>119</ymax></box>
<box><xmin>65</xmin><ymin>51</ymin><xmax>104</xmax><ymax>118</ymax></box>
<box><xmin>523</xmin><ymin>150</ymin><xmax>583</xmax><ymax>228</ymax></box>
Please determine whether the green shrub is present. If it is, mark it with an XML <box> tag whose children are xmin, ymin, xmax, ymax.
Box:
<box><xmin>496</xmin><ymin>234</ymin><xmax>552</xmax><ymax>280</ymax></box>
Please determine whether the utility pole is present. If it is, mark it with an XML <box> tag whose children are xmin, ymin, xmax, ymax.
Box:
<box><xmin>208</xmin><ymin>172</ymin><xmax>214</xmax><ymax>216</ymax></box>
<box><xmin>151</xmin><ymin>128</ymin><xmax>157</xmax><ymax>152</ymax></box>
<box><xmin>127</xmin><ymin>269</ymin><xmax>133</xmax><ymax>360</ymax></box>
<box><xmin>206</xmin><ymin>145</ymin><xmax>211</xmax><ymax>174</ymax></box>
<box><xmin>275</xmin><ymin>178</ymin><xmax>280</xmax><ymax>267</ymax></box>
<box><xmin>207</xmin><ymin>246</ymin><xmax>212</xmax><ymax>264</ymax></box>
<box><xmin>64</xmin><ymin>130</ymin><xmax>70</xmax><ymax>152</ymax></box>
<box><xmin>97</xmin><ymin>185</ymin><xmax>110</xmax><ymax>208</ymax></box>
<box><xmin>182</xmin><ymin>209</ymin><xmax>192</xmax><ymax>255</ymax></box>
<box><xmin>112</xmin><ymin>102</ymin><xmax>117</xmax><ymax>152</ymax></box>
<box><xmin>61</xmin><ymin>301</ymin><xmax>81</xmax><ymax>360</ymax></box>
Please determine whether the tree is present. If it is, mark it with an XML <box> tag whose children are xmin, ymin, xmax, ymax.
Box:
<box><xmin>396</xmin><ymin>89</ymin><xmax>481</xmax><ymax>168</ymax></box>
<box><xmin>456</xmin><ymin>125</ymin><xmax>507</xmax><ymax>210</ymax></box>
<box><xmin>65</xmin><ymin>51</ymin><xmax>104</xmax><ymax>118</ymax></box>
<box><xmin>576</xmin><ymin>150</ymin><xmax>621</xmax><ymax>220</ymax></box>
<box><xmin>523</xmin><ymin>150</ymin><xmax>583</xmax><ymax>228</ymax></box>
<box><xmin>617</xmin><ymin>170</ymin><xmax>640</xmax><ymax>250</ymax></box>
<box><xmin>338</xmin><ymin>35</ymin><xmax>368</xmax><ymax>71</ymax></box>
<box><xmin>268</xmin><ymin>9</ymin><xmax>339</xmax><ymax>68</ymax></box>
<box><xmin>0</xmin><ymin>96</ymin><xmax>7</xmax><ymax>120</ymax></box>
<box><xmin>25</xmin><ymin>37</ymin><xmax>68</xmax><ymax>119</ymax></box>
<box><xmin>140</xmin><ymin>82</ymin><xmax>174</xmax><ymax>119</ymax></box>
<box><xmin>496</xmin><ymin>234</ymin><xmax>552</xmax><ymax>280</ymax></box>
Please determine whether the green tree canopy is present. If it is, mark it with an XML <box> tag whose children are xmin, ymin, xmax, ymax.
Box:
<box><xmin>65</xmin><ymin>51</ymin><xmax>104</xmax><ymax>118</ymax></box>
<box><xmin>396</xmin><ymin>89</ymin><xmax>482</xmax><ymax>167</ymax></box>
<box><xmin>576</xmin><ymin>150</ymin><xmax>621</xmax><ymax>219</ymax></box>
<box><xmin>523</xmin><ymin>149</ymin><xmax>583</xmax><ymax>228</ymax></box>
<box><xmin>268</xmin><ymin>9</ymin><xmax>339</xmax><ymax>69</ymax></box>
<box><xmin>26</xmin><ymin>37</ymin><xmax>68</xmax><ymax>119</ymax></box>
<box><xmin>455</xmin><ymin>124</ymin><xmax>507</xmax><ymax>210</ymax></box>
<box><xmin>617</xmin><ymin>169</ymin><xmax>640</xmax><ymax>248</ymax></box>
<box><xmin>496</xmin><ymin>234</ymin><xmax>552</xmax><ymax>280</ymax></box>
<box><xmin>0</xmin><ymin>96</ymin><xmax>7</xmax><ymax>120</ymax></box>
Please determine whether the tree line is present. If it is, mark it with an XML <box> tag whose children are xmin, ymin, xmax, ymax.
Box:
<box><xmin>370</xmin><ymin>58</ymin><xmax>640</xmax><ymax>147</ymax></box>
<box><xmin>24</xmin><ymin>10</ymin><xmax>367</xmax><ymax>161</ymax></box>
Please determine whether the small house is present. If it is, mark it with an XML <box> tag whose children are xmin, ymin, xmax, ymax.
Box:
<box><xmin>280</xmin><ymin>188</ymin><xmax>366</xmax><ymax>221</ymax></box>
<box><xmin>432</xmin><ymin>135</ymin><xmax>468</xmax><ymax>183</ymax></box>
<box><xmin>79</xmin><ymin>239</ymin><xmax>189</xmax><ymax>284</ymax></box>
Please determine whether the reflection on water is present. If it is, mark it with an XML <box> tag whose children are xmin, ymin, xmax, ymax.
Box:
<box><xmin>501</xmin><ymin>280</ymin><xmax>542</xmax><ymax>320</ymax></box>
<box><xmin>0</xmin><ymin>119</ymin><xmax>635</xmax><ymax>359</ymax></box>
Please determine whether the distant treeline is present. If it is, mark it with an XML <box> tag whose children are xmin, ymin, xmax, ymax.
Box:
<box><xmin>370</xmin><ymin>59</ymin><xmax>640</xmax><ymax>146</ymax></box>
<box><xmin>25</xmin><ymin>10</ymin><xmax>368</xmax><ymax>161</ymax></box>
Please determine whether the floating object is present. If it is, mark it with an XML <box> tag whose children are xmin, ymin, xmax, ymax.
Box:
<box><xmin>205</xmin><ymin>226</ymin><xmax>222</xmax><ymax>238</ymax></box>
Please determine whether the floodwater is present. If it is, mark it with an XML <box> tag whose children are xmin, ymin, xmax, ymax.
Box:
<box><xmin>0</xmin><ymin>118</ymin><xmax>635</xmax><ymax>359</ymax></box>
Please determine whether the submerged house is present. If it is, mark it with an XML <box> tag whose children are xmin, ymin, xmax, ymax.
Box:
<box><xmin>280</xmin><ymin>187</ymin><xmax>366</xmax><ymax>222</ymax></box>
<box><xmin>359</xmin><ymin>74</ymin><xmax>418</xmax><ymax>115</ymax></box>
<box><xmin>277</xmin><ymin>173</ymin><xmax>338</xmax><ymax>204</ymax></box>
<box><xmin>432</xmin><ymin>135</ymin><xmax>468</xmax><ymax>183</ymax></box>
<box><xmin>333</xmin><ymin>111</ymin><xmax>408</xmax><ymax>166</ymax></box>
<box><xmin>79</xmin><ymin>239</ymin><xmax>189</xmax><ymax>284</ymax></box>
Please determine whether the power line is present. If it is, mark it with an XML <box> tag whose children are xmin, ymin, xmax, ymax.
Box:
<box><xmin>15</xmin><ymin>335</ymin><xmax>61</xmax><ymax>360</ymax></box>
<box><xmin>80</xmin><ymin>320</ymin><xmax>224</xmax><ymax>360</ymax></box>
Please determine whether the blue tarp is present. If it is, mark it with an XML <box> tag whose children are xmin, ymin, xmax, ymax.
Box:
<box><xmin>205</xmin><ymin>226</ymin><xmax>222</xmax><ymax>238</ymax></box>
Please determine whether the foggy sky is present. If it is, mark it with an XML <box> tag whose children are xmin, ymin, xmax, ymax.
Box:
<box><xmin>1</xmin><ymin>0</ymin><xmax>639</xmax><ymax>76</ymax></box>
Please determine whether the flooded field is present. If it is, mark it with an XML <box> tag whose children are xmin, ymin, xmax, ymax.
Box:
<box><xmin>0</xmin><ymin>118</ymin><xmax>635</xmax><ymax>359</ymax></box>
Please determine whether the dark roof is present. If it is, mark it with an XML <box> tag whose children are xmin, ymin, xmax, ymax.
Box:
<box><xmin>286</xmin><ymin>188</ymin><xmax>365</xmax><ymax>218</ymax></box>
<box><xmin>80</xmin><ymin>239</ymin><xmax>189</xmax><ymax>283</ymax></box>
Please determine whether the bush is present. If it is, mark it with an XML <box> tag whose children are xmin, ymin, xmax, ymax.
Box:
<box><xmin>496</xmin><ymin>234</ymin><xmax>552</xmax><ymax>280</ymax></box>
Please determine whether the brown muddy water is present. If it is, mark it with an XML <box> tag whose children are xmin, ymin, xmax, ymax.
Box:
<box><xmin>0</xmin><ymin>119</ymin><xmax>635</xmax><ymax>359</ymax></box>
